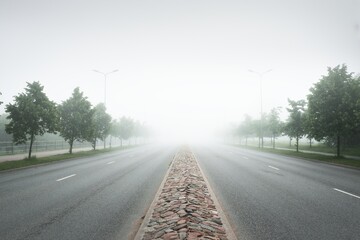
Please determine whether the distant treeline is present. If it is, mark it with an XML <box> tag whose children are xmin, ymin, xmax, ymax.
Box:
<box><xmin>223</xmin><ymin>64</ymin><xmax>360</xmax><ymax>157</ymax></box>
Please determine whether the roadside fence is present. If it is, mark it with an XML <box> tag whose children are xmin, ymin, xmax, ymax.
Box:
<box><xmin>0</xmin><ymin>138</ymin><xmax>128</xmax><ymax>156</ymax></box>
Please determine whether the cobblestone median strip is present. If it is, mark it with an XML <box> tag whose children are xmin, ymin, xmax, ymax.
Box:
<box><xmin>134</xmin><ymin>148</ymin><xmax>237</xmax><ymax>240</ymax></box>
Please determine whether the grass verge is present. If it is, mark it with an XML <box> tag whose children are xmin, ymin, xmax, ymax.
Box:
<box><xmin>234</xmin><ymin>145</ymin><xmax>360</xmax><ymax>169</ymax></box>
<box><xmin>0</xmin><ymin>145</ymin><xmax>135</xmax><ymax>171</ymax></box>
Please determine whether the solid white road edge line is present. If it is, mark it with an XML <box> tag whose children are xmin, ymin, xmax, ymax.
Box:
<box><xmin>56</xmin><ymin>174</ymin><xmax>76</xmax><ymax>182</ymax></box>
<box><xmin>333</xmin><ymin>188</ymin><xmax>360</xmax><ymax>199</ymax></box>
<box><xmin>268</xmin><ymin>165</ymin><xmax>280</xmax><ymax>171</ymax></box>
<box><xmin>107</xmin><ymin>161</ymin><xmax>115</xmax><ymax>165</ymax></box>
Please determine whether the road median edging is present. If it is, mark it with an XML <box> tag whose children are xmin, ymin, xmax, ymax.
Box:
<box><xmin>134</xmin><ymin>147</ymin><xmax>237</xmax><ymax>240</ymax></box>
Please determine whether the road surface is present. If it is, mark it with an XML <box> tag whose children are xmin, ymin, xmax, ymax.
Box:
<box><xmin>0</xmin><ymin>144</ymin><xmax>177</xmax><ymax>240</ymax></box>
<box><xmin>194</xmin><ymin>144</ymin><xmax>360</xmax><ymax>240</ymax></box>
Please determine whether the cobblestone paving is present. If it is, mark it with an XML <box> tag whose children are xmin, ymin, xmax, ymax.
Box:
<box><xmin>141</xmin><ymin>148</ymin><xmax>229</xmax><ymax>240</ymax></box>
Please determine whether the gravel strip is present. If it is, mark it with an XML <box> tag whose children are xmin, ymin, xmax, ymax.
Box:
<box><xmin>136</xmin><ymin>147</ymin><xmax>235</xmax><ymax>240</ymax></box>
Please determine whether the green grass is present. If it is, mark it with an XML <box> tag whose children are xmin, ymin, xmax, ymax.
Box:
<box><xmin>241</xmin><ymin>139</ymin><xmax>360</xmax><ymax>157</ymax></box>
<box><xmin>233</xmin><ymin>144</ymin><xmax>360</xmax><ymax>169</ymax></box>
<box><xmin>0</xmin><ymin>145</ymin><xmax>135</xmax><ymax>171</ymax></box>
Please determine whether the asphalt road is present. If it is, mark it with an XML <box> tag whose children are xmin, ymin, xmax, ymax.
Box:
<box><xmin>194</xmin><ymin>144</ymin><xmax>360</xmax><ymax>240</ymax></box>
<box><xmin>0</xmin><ymin>144</ymin><xmax>177</xmax><ymax>240</ymax></box>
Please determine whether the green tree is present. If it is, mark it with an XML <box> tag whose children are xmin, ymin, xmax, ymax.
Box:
<box><xmin>238</xmin><ymin>114</ymin><xmax>255</xmax><ymax>146</ymax></box>
<box><xmin>86</xmin><ymin>103</ymin><xmax>112</xmax><ymax>150</ymax></box>
<box><xmin>108</xmin><ymin>119</ymin><xmax>119</xmax><ymax>148</ymax></box>
<box><xmin>284</xmin><ymin>99</ymin><xmax>306</xmax><ymax>152</ymax></box>
<box><xmin>0</xmin><ymin>114</ymin><xmax>12</xmax><ymax>141</ymax></box>
<box><xmin>118</xmin><ymin>116</ymin><xmax>134</xmax><ymax>146</ymax></box>
<box><xmin>302</xmin><ymin>109</ymin><xmax>315</xmax><ymax>148</ymax></box>
<box><xmin>5</xmin><ymin>82</ymin><xmax>58</xmax><ymax>159</ymax></box>
<box><xmin>267</xmin><ymin>107</ymin><xmax>283</xmax><ymax>149</ymax></box>
<box><xmin>58</xmin><ymin>87</ymin><xmax>93</xmax><ymax>154</ymax></box>
<box><xmin>307</xmin><ymin>64</ymin><xmax>360</xmax><ymax>157</ymax></box>
<box><xmin>133</xmin><ymin>120</ymin><xmax>144</xmax><ymax>145</ymax></box>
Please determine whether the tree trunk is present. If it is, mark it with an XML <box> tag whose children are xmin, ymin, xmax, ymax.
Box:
<box><xmin>337</xmin><ymin>135</ymin><xmax>340</xmax><ymax>157</ymax></box>
<box><xmin>103</xmin><ymin>136</ymin><xmax>106</xmax><ymax>149</ymax></box>
<box><xmin>69</xmin><ymin>139</ymin><xmax>73</xmax><ymax>154</ymax></box>
<box><xmin>28</xmin><ymin>134</ymin><xmax>34</xmax><ymax>159</ymax></box>
<box><xmin>109</xmin><ymin>135</ymin><xmax>112</xmax><ymax>149</ymax></box>
<box><xmin>245</xmin><ymin>137</ymin><xmax>248</xmax><ymax>146</ymax></box>
<box><xmin>93</xmin><ymin>138</ymin><xmax>97</xmax><ymax>150</ymax></box>
<box><xmin>273</xmin><ymin>135</ymin><xmax>276</xmax><ymax>149</ymax></box>
<box><xmin>296</xmin><ymin>136</ymin><xmax>299</xmax><ymax>152</ymax></box>
<box><xmin>120</xmin><ymin>139</ymin><xmax>123</xmax><ymax>147</ymax></box>
<box><xmin>309</xmin><ymin>138</ymin><xmax>312</xmax><ymax>148</ymax></box>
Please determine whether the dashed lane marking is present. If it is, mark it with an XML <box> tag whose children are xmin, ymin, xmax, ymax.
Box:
<box><xmin>333</xmin><ymin>188</ymin><xmax>360</xmax><ymax>199</ymax></box>
<box><xmin>107</xmin><ymin>161</ymin><xmax>115</xmax><ymax>165</ymax></box>
<box><xmin>268</xmin><ymin>165</ymin><xmax>280</xmax><ymax>171</ymax></box>
<box><xmin>56</xmin><ymin>174</ymin><xmax>76</xmax><ymax>182</ymax></box>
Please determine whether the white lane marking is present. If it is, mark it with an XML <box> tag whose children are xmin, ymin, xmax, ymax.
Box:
<box><xmin>242</xmin><ymin>156</ymin><xmax>249</xmax><ymax>160</ymax></box>
<box><xmin>333</xmin><ymin>188</ymin><xmax>360</xmax><ymax>199</ymax></box>
<box><xmin>107</xmin><ymin>161</ymin><xmax>115</xmax><ymax>165</ymax></box>
<box><xmin>268</xmin><ymin>165</ymin><xmax>280</xmax><ymax>171</ymax></box>
<box><xmin>56</xmin><ymin>174</ymin><xmax>76</xmax><ymax>182</ymax></box>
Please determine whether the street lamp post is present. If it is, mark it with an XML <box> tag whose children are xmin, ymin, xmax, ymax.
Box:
<box><xmin>93</xmin><ymin>69</ymin><xmax>118</xmax><ymax>150</ymax></box>
<box><xmin>93</xmin><ymin>69</ymin><xmax>118</xmax><ymax>107</ymax></box>
<box><xmin>248</xmin><ymin>69</ymin><xmax>272</xmax><ymax>148</ymax></box>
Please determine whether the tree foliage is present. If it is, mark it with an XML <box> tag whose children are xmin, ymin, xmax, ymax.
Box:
<box><xmin>5</xmin><ymin>82</ymin><xmax>58</xmax><ymax>158</ymax></box>
<box><xmin>117</xmin><ymin>116</ymin><xmax>134</xmax><ymax>145</ymax></box>
<box><xmin>110</xmin><ymin>117</ymin><xmax>148</xmax><ymax>146</ymax></box>
<box><xmin>58</xmin><ymin>87</ymin><xmax>93</xmax><ymax>154</ymax></box>
<box><xmin>267</xmin><ymin>107</ymin><xmax>283</xmax><ymax>148</ymax></box>
<box><xmin>86</xmin><ymin>103</ymin><xmax>111</xmax><ymax>150</ymax></box>
<box><xmin>284</xmin><ymin>99</ymin><xmax>306</xmax><ymax>152</ymax></box>
<box><xmin>307</xmin><ymin>64</ymin><xmax>360</xmax><ymax>156</ymax></box>
<box><xmin>237</xmin><ymin>115</ymin><xmax>255</xmax><ymax>146</ymax></box>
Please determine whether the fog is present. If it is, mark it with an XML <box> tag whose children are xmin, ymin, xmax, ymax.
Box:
<box><xmin>1</xmin><ymin>0</ymin><xmax>359</xmax><ymax>143</ymax></box>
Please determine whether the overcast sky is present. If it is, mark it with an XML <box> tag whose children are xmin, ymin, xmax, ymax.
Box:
<box><xmin>1</xmin><ymin>0</ymin><xmax>360</xmax><ymax>142</ymax></box>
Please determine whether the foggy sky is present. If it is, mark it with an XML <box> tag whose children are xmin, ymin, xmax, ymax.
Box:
<box><xmin>1</xmin><ymin>0</ymin><xmax>359</xmax><ymax>141</ymax></box>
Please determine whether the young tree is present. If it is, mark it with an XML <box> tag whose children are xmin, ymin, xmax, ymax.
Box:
<box><xmin>303</xmin><ymin>109</ymin><xmax>315</xmax><ymax>148</ymax></box>
<box><xmin>284</xmin><ymin>99</ymin><xmax>306</xmax><ymax>152</ymax></box>
<box><xmin>5</xmin><ymin>82</ymin><xmax>58</xmax><ymax>159</ymax></box>
<box><xmin>133</xmin><ymin>120</ymin><xmax>144</xmax><ymax>145</ymax></box>
<box><xmin>86</xmin><ymin>103</ymin><xmax>112</xmax><ymax>150</ymax></box>
<box><xmin>238</xmin><ymin>114</ymin><xmax>255</xmax><ymax>146</ymax></box>
<box><xmin>267</xmin><ymin>107</ymin><xmax>283</xmax><ymax>149</ymax></box>
<box><xmin>58</xmin><ymin>87</ymin><xmax>93</xmax><ymax>154</ymax></box>
<box><xmin>108</xmin><ymin>119</ymin><xmax>119</xmax><ymax>148</ymax></box>
<box><xmin>118</xmin><ymin>116</ymin><xmax>134</xmax><ymax>146</ymax></box>
<box><xmin>307</xmin><ymin>65</ymin><xmax>360</xmax><ymax>157</ymax></box>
